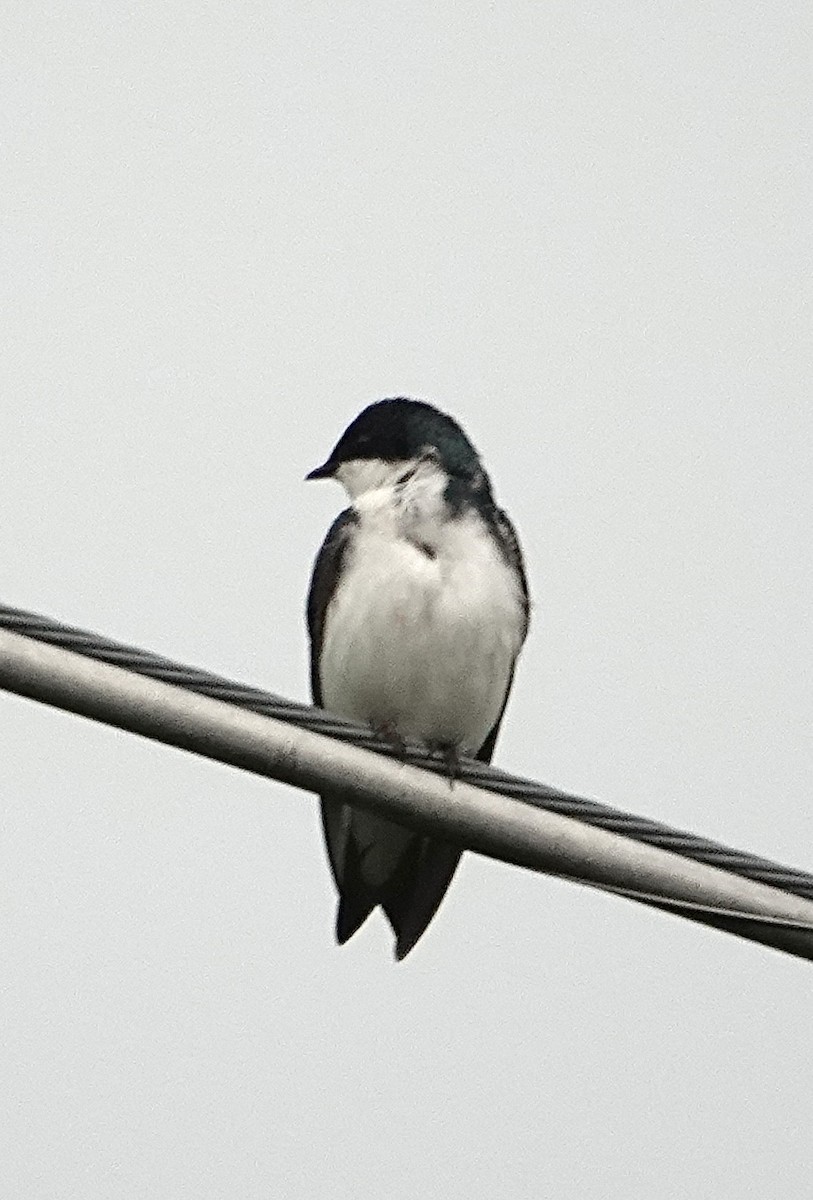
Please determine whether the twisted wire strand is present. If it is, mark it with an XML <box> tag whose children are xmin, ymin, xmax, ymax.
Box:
<box><xmin>2</xmin><ymin>603</ymin><xmax>812</xmax><ymax>901</ymax></box>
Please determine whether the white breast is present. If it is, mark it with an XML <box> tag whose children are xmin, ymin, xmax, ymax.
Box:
<box><xmin>319</xmin><ymin>469</ymin><xmax>525</xmax><ymax>754</ymax></box>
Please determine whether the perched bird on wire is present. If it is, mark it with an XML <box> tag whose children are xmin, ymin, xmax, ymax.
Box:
<box><xmin>306</xmin><ymin>398</ymin><xmax>530</xmax><ymax>958</ymax></box>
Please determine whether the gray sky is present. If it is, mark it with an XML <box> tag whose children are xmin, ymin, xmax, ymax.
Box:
<box><xmin>2</xmin><ymin>2</ymin><xmax>812</xmax><ymax>1197</ymax></box>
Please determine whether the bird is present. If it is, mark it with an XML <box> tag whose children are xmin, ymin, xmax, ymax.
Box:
<box><xmin>306</xmin><ymin>397</ymin><xmax>530</xmax><ymax>958</ymax></box>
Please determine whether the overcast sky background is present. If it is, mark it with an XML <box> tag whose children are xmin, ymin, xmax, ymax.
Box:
<box><xmin>2</xmin><ymin>2</ymin><xmax>812</xmax><ymax>1197</ymax></box>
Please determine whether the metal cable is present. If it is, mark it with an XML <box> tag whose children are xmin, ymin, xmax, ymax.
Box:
<box><xmin>3</xmin><ymin>602</ymin><xmax>812</xmax><ymax>903</ymax></box>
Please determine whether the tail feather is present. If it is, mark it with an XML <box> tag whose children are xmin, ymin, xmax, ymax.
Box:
<box><xmin>321</xmin><ymin>797</ymin><xmax>462</xmax><ymax>958</ymax></box>
<box><xmin>336</xmin><ymin>893</ymin><xmax>375</xmax><ymax>944</ymax></box>
<box><xmin>383</xmin><ymin>841</ymin><xmax>462</xmax><ymax>960</ymax></box>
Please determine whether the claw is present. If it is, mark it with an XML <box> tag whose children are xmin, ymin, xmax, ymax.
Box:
<box><xmin>428</xmin><ymin>741</ymin><xmax>462</xmax><ymax>784</ymax></box>
<box><xmin>371</xmin><ymin>719</ymin><xmax>407</xmax><ymax>758</ymax></box>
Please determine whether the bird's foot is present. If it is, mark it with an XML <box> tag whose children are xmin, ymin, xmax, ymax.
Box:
<box><xmin>427</xmin><ymin>741</ymin><xmax>463</xmax><ymax>785</ymax></box>
<box><xmin>370</xmin><ymin>719</ymin><xmax>408</xmax><ymax>758</ymax></box>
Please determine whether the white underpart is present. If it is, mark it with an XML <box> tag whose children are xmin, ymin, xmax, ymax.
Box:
<box><xmin>321</xmin><ymin>455</ymin><xmax>525</xmax><ymax>755</ymax></box>
<box><xmin>320</xmin><ymin>455</ymin><xmax>526</xmax><ymax>891</ymax></box>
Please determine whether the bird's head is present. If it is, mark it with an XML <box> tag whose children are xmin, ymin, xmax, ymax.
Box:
<box><xmin>306</xmin><ymin>397</ymin><xmax>489</xmax><ymax>501</ymax></box>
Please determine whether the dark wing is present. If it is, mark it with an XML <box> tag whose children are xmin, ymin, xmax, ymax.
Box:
<box><xmin>306</xmin><ymin>507</ymin><xmax>360</xmax><ymax>885</ymax></box>
<box><xmin>382</xmin><ymin>505</ymin><xmax>531</xmax><ymax>958</ymax></box>
<box><xmin>307</xmin><ymin>508</ymin><xmax>358</xmax><ymax>706</ymax></box>
<box><xmin>495</xmin><ymin>506</ymin><xmax>531</xmax><ymax>642</ymax></box>
<box><xmin>308</xmin><ymin>509</ymin><xmax>388</xmax><ymax>938</ymax></box>
<box><xmin>470</xmin><ymin>505</ymin><xmax>530</xmax><ymax>765</ymax></box>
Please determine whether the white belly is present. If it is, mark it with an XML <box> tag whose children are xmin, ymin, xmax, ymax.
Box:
<box><xmin>320</xmin><ymin>507</ymin><xmax>525</xmax><ymax>754</ymax></box>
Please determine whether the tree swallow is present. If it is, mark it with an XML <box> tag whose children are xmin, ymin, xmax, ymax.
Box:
<box><xmin>306</xmin><ymin>398</ymin><xmax>530</xmax><ymax>958</ymax></box>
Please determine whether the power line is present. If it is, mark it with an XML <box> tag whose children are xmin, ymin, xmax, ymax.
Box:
<box><xmin>1</xmin><ymin>605</ymin><xmax>813</xmax><ymax>961</ymax></box>
<box><xmin>3</xmin><ymin>604</ymin><xmax>812</xmax><ymax>899</ymax></box>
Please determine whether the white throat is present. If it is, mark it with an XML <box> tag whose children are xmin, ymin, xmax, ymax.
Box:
<box><xmin>336</xmin><ymin>455</ymin><xmax>425</xmax><ymax>502</ymax></box>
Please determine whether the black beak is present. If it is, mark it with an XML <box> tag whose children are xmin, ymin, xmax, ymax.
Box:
<box><xmin>305</xmin><ymin>460</ymin><xmax>335</xmax><ymax>481</ymax></box>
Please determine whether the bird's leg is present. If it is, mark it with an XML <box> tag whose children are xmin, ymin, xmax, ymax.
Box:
<box><xmin>427</xmin><ymin>740</ymin><xmax>463</xmax><ymax>785</ymax></box>
<box><xmin>370</xmin><ymin>719</ymin><xmax>407</xmax><ymax>758</ymax></box>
